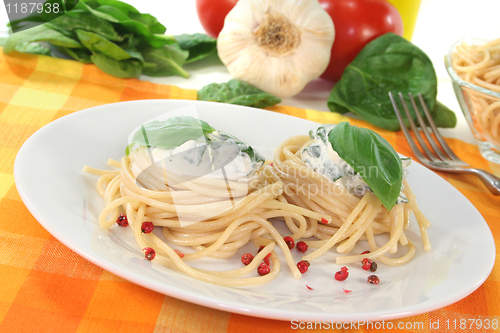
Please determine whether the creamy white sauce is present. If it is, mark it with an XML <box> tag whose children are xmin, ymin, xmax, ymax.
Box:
<box><xmin>301</xmin><ymin>124</ymin><xmax>409</xmax><ymax>203</ymax></box>
<box><xmin>133</xmin><ymin>131</ymin><xmax>261</xmax><ymax>183</ymax></box>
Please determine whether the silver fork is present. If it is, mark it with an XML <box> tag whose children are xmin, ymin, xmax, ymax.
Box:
<box><xmin>389</xmin><ymin>91</ymin><xmax>500</xmax><ymax>196</ymax></box>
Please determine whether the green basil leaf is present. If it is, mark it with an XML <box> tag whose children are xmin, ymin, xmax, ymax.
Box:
<box><xmin>327</xmin><ymin>33</ymin><xmax>451</xmax><ymax>131</ymax></box>
<box><xmin>175</xmin><ymin>33</ymin><xmax>217</xmax><ymax>64</ymax></box>
<box><xmin>126</xmin><ymin>116</ymin><xmax>265</xmax><ymax>174</ymax></box>
<box><xmin>90</xmin><ymin>53</ymin><xmax>142</xmax><ymax>78</ymax></box>
<box><xmin>197</xmin><ymin>79</ymin><xmax>281</xmax><ymax>108</ymax></box>
<box><xmin>127</xmin><ymin>116</ymin><xmax>216</xmax><ymax>155</ymax></box>
<box><xmin>141</xmin><ymin>44</ymin><xmax>190</xmax><ymax>78</ymax></box>
<box><xmin>328</xmin><ymin>122</ymin><xmax>403</xmax><ymax>211</ymax></box>
<box><xmin>3</xmin><ymin>24</ymin><xmax>82</xmax><ymax>54</ymax></box>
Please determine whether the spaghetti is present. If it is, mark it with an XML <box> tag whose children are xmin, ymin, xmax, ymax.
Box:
<box><xmin>83</xmin><ymin>117</ymin><xmax>430</xmax><ymax>286</ymax></box>
<box><xmin>451</xmin><ymin>38</ymin><xmax>500</xmax><ymax>146</ymax></box>
<box><xmin>267</xmin><ymin>133</ymin><xmax>431</xmax><ymax>267</ymax></box>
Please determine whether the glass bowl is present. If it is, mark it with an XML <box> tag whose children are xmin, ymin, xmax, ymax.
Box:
<box><xmin>445</xmin><ymin>37</ymin><xmax>500</xmax><ymax>165</ymax></box>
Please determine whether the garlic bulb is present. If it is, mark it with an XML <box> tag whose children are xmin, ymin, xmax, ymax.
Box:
<box><xmin>217</xmin><ymin>0</ymin><xmax>335</xmax><ymax>98</ymax></box>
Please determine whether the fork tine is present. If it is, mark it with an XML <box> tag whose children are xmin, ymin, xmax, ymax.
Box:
<box><xmin>415</xmin><ymin>94</ymin><xmax>462</xmax><ymax>161</ymax></box>
<box><xmin>408</xmin><ymin>93</ymin><xmax>449</xmax><ymax>161</ymax></box>
<box><xmin>396</xmin><ymin>92</ymin><xmax>439</xmax><ymax>161</ymax></box>
<box><xmin>388</xmin><ymin>92</ymin><xmax>429</xmax><ymax>163</ymax></box>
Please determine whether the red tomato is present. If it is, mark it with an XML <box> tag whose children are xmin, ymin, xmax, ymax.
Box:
<box><xmin>319</xmin><ymin>0</ymin><xmax>403</xmax><ymax>82</ymax></box>
<box><xmin>195</xmin><ymin>0</ymin><xmax>238</xmax><ymax>38</ymax></box>
<box><xmin>195</xmin><ymin>0</ymin><xmax>403</xmax><ymax>82</ymax></box>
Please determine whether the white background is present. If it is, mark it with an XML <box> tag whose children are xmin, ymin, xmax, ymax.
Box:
<box><xmin>1</xmin><ymin>0</ymin><xmax>500</xmax><ymax>144</ymax></box>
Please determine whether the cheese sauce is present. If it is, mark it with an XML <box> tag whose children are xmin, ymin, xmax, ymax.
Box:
<box><xmin>301</xmin><ymin>124</ymin><xmax>409</xmax><ymax>203</ymax></box>
<box><xmin>134</xmin><ymin>131</ymin><xmax>263</xmax><ymax>183</ymax></box>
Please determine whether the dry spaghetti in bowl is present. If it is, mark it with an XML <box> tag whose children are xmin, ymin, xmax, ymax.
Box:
<box><xmin>83</xmin><ymin>115</ymin><xmax>430</xmax><ymax>287</ymax></box>
<box><xmin>445</xmin><ymin>37</ymin><xmax>500</xmax><ymax>165</ymax></box>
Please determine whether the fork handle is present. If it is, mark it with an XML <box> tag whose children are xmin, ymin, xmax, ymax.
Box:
<box><xmin>466</xmin><ymin>169</ymin><xmax>500</xmax><ymax>196</ymax></box>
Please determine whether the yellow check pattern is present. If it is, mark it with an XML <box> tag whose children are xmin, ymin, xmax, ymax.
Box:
<box><xmin>0</xmin><ymin>49</ymin><xmax>499</xmax><ymax>333</ymax></box>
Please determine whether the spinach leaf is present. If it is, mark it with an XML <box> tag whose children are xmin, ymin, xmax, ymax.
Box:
<box><xmin>74</xmin><ymin>28</ymin><xmax>145</xmax><ymax>65</ymax></box>
<box><xmin>86</xmin><ymin>1</ymin><xmax>166</xmax><ymax>36</ymax></box>
<box><xmin>327</xmin><ymin>33</ymin><xmax>453</xmax><ymax>131</ymax></box>
<box><xmin>75</xmin><ymin>1</ymin><xmax>120</xmax><ymax>23</ymax></box>
<box><xmin>85</xmin><ymin>0</ymin><xmax>166</xmax><ymax>35</ymax></box>
<box><xmin>75</xmin><ymin>29</ymin><xmax>130</xmax><ymax>60</ymax></box>
<box><xmin>90</xmin><ymin>53</ymin><xmax>142</xmax><ymax>78</ymax></box>
<box><xmin>0</xmin><ymin>37</ymin><xmax>51</xmax><ymax>55</ymax></box>
<box><xmin>76</xmin><ymin>2</ymin><xmax>174</xmax><ymax>48</ymax></box>
<box><xmin>141</xmin><ymin>44</ymin><xmax>190</xmax><ymax>78</ymax></box>
<box><xmin>175</xmin><ymin>33</ymin><xmax>217</xmax><ymax>64</ymax></box>
<box><xmin>87</xmin><ymin>0</ymin><xmax>139</xmax><ymax>15</ymax></box>
<box><xmin>328</xmin><ymin>122</ymin><xmax>403</xmax><ymax>211</ymax></box>
<box><xmin>3</xmin><ymin>24</ymin><xmax>82</xmax><ymax>54</ymax></box>
<box><xmin>126</xmin><ymin>116</ymin><xmax>216</xmax><ymax>155</ymax></box>
<box><xmin>3</xmin><ymin>0</ymin><xmax>192</xmax><ymax>79</ymax></box>
<box><xmin>429</xmin><ymin>101</ymin><xmax>457</xmax><ymax>128</ymax></box>
<box><xmin>7</xmin><ymin>0</ymin><xmax>78</xmax><ymax>33</ymax></box>
<box><xmin>197</xmin><ymin>79</ymin><xmax>281</xmax><ymax>108</ymax></box>
<box><xmin>128</xmin><ymin>12</ymin><xmax>166</xmax><ymax>35</ymax></box>
<box><xmin>97</xmin><ymin>6</ymin><xmax>174</xmax><ymax>47</ymax></box>
<box><xmin>47</xmin><ymin>11</ymin><xmax>122</xmax><ymax>42</ymax></box>
<box><xmin>210</xmin><ymin>132</ymin><xmax>266</xmax><ymax>167</ymax></box>
<box><xmin>239</xmin><ymin>144</ymin><xmax>265</xmax><ymax>165</ymax></box>
<box><xmin>60</xmin><ymin>46</ymin><xmax>92</xmax><ymax>63</ymax></box>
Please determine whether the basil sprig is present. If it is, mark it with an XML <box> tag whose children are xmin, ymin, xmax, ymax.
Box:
<box><xmin>126</xmin><ymin>116</ymin><xmax>265</xmax><ymax>170</ymax></box>
<box><xmin>126</xmin><ymin>116</ymin><xmax>215</xmax><ymax>155</ymax></box>
<box><xmin>328</xmin><ymin>122</ymin><xmax>403</xmax><ymax>211</ymax></box>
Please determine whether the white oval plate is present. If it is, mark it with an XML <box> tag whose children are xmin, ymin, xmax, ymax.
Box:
<box><xmin>14</xmin><ymin>100</ymin><xmax>495</xmax><ymax>322</ymax></box>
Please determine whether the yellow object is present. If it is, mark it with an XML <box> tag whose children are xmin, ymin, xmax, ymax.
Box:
<box><xmin>386</xmin><ymin>0</ymin><xmax>422</xmax><ymax>40</ymax></box>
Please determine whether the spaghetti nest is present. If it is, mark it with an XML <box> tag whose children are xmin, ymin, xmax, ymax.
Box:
<box><xmin>84</xmin><ymin>136</ymin><xmax>430</xmax><ymax>287</ymax></box>
<box><xmin>83</xmin><ymin>147</ymin><xmax>328</xmax><ymax>286</ymax></box>
<box><xmin>266</xmin><ymin>135</ymin><xmax>431</xmax><ymax>266</ymax></box>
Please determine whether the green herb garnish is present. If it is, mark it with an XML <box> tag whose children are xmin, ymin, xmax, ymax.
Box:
<box><xmin>126</xmin><ymin>116</ymin><xmax>215</xmax><ymax>155</ymax></box>
<box><xmin>328</xmin><ymin>122</ymin><xmax>403</xmax><ymax>210</ymax></box>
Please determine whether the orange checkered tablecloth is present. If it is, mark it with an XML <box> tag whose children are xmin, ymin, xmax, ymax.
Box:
<box><xmin>0</xmin><ymin>50</ymin><xmax>499</xmax><ymax>333</ymax></box>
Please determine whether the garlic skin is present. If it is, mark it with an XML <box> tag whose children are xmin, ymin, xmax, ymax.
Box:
<box><xmin>217</xmin><ymin>0</ymin><xmax>335</xmax><ymax>98</ymax></box>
